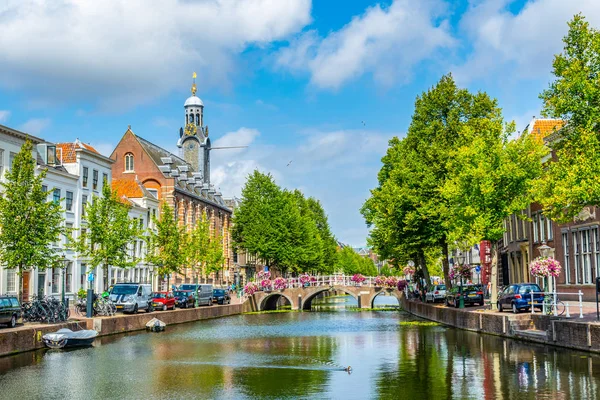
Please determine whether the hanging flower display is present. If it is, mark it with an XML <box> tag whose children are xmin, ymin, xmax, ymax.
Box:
<box><xmin>449</xmin><ymin>264</ymin><xmax>473</xmax><ymax>281</ymax></box>
<box><xmin>397</xmin><ymin>280</ymin><xmax>408</xmax><ymax>291</ymax></box>
<box><xmin>385</xmin><ymin>276</ymin><xmax>399</xmax><ymax>288</ymax></box>
<box><xmin>299</xmin><ymin>274</ymin><xmax>312</xmax><ymax>285</ymax></box>
<box><xmin>256</xmin><ymin>270</ymin><xmax>271</xmax><ymax>280</ymax></box>
<box><xmin>273</xmin><ymin>277</ymin><xmax>287</xmax><ymax>290</ymax></box>
<box><xmin>351</xmin><ymin>273</ymin><xmax>366</xmax><ymax>284</ymax></box>
<box><xmin>244</xmin><ymin>282</ymin><xmax>259</xmax><ymax>296</ymax></box>
<box><xmin>260</xmin><ymin>279</ymin><xmax>272</xmax><ymax>290</ymax></box>
<box><xmin>530</xmin><ymin>257</ymin><xmax>562</xmax><ymax>278</ymax></box>
<box><xmin>374</xmin><ymin>276</ymin><xmax>386</xmax><ymax>286</ymax></box>
<box><xmin>403</xmin><ymin>266</ymin><xmax>416</xmax><ymax>276</ymax></box>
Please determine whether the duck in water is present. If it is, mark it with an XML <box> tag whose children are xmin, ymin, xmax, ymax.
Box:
<box><xmin>344</xmin><ymin>366</ymin><xmax>352</xmax><ymax>374</ymax></box>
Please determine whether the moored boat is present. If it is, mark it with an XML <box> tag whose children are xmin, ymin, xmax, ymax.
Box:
<box><xmin>42</xmin><ymin>328</ymin><xmax>98</xmax><ymax>349</ymax></box>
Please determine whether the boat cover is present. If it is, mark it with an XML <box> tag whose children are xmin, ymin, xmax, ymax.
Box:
<box><xmin>43</xmin><ymin>328</ymin><xmax>98</xmax><ymax>341</ymax></box>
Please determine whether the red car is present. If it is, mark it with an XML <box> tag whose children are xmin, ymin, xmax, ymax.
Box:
<box><xmin>150</xmin><ymin>292</ymin><xmax>175</xmax><ymax>311</ymax></box>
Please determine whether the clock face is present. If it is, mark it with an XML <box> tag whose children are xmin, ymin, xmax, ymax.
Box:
<box><xmin>187</xmin><ymin>143</ymin><xmax>195</xmax><ymax>150</ymax></box>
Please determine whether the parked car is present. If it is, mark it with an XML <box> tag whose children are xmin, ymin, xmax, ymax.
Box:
<box><xmin>445</xmin><ymin>285</ymin><xmax>484</xmax><ymax>307</ymax></box>
<box><xmin>109</xmin><ymin>283</ymin><xmax>153</xmax><ymax>314</ymax></box>
<box><xmin>425</xmin><ymin>285</ymin><xmax>447</xmax><ymax>303</ymax></box>
<box><xmin>0</xmin><ymin>295</ymin><xmax>21</xmax><ymax>328</ymax></box>
<box><xmin>179</xmin><ymin>284</ymin><xmax>200</xmax><ymax>292</ymax></box>
<box><xmin>212</xmin><ymin>289</ymin><xmax>231</xmax><ymax>305</ymax></box>
<box><xmin>150</xmin><ymin>292</ymin><xmax>175</xmax><ymax>311</ymax></box>
<box><xmin>198</xmin><ymin>284</ymin><xmax>213</xmax><ymax>306</ymax></box>
<box><xmin>173</xmin><ymin>290</ymin><xmax>196</xmax><ymax>308</ymax></box>
<box><xmin>497</xmin><ymin>283</ymin><xmax>544</xmax><ymax>313</ymax></box>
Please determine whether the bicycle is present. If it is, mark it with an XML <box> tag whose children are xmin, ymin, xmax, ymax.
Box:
<box><xmin>542</xmin><ymin>294</ymin><xmax>565</xmax><ymax>316</ymax></box>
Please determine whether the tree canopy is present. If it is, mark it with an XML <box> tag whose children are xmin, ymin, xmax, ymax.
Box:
<box><xmin>536</xmin><ymin>14</ymin><xmax>600</xmax><ymax>222</ymax></box>
<box><xmin>147</xmin><ymin>202</ymin><xmax>186</xmax><ymax>280</ymax></box>
<box><xmin>232</xmin><ymin>170</ymin><xmax>337</xmax><ymax>274</ymax></box>
<box><xmin>73</xmin><ymin>180</ymin><xmax>140</xmax><ymax>290</ymax></box>
<box><xmin>0</xmin><ymin>140</ymin><xmax>64</xmax><ymax>299</ymax></box>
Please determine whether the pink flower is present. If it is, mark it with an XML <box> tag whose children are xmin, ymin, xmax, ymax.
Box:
<box><xmin>530</xmin><ymin>257</ymin><xmax>561</xmax><ymax>278</ymax></box>
<box><xmin>374</xmin><ymin>276</ymin><xmax>386</xmax><ymax>286</ymax></box>
<box><xmin>244</xmin><ymin>282</ymin><xmax>259</xmax><ymax>295</ymax></box>
<box><xmin>273</xmin><ymin>277</ymin><xmax>287</xmax><ymax>290</ymax></box>
<box><xmin>351</xmin><ymin>274</ymin><xmax>366</xmax><ymax>283</ymax></box>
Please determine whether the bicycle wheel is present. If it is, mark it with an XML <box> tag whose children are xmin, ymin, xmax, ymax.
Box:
<box><xmin>556</xmin><ymin>301</ymin><xmax>566</xmax><ymax>316</ymax></box>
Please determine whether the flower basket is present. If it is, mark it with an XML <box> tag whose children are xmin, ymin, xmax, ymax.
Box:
<box><xmin>299</xmin><ymin>274</ymin><xmax>312</xmax><ymax>288</ymax></box>
<box><xmin>449</xmin><ymin>264</ymin><xmax>472</xmax><ymax>281</ymax></box>
<box><xmin>351</xmin><ymin>273</ymin><xmax>366</xmax><ymax>286</ymax></box>
<box><xmin>397</xmin><ymin>280</ymin><xmax>408</xmax><ymax>291</ymax></box>
<box><xmin>260</xmin><ymin>279</ymin><xmax>272</xmax><ymax>292</ymax></box>
<box><xmin>530</xmin><ymin>257</ymin><xmax>561</xmax><ymax>278</ymax></box>
<box><xmin>374</xmin><ymin>276</ymin><xmax>386</xmax><ymax>287</ymax></box>
<box><xmin>402</xmin><ymin>266</ymin><xmax>415</xmax><ymax>280</ymax></box>
<box><xmin>385</xmin><ymin>276</ymin><xmax>398</xmax><ymax>289</ymax></box>
<box><xmin>244</xmin><ymin>282</ymin><xmax>258</xmax><ymax>296</ymax></box>
<box><xmin>273</xmin><ymin>277</ymin><xmax>287</xmax><ymax>291</ymax></box>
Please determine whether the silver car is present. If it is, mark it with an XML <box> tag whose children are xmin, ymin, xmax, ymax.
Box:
<box><xmin>425</xmin><ymin>284</ymin><xmax>447</xmax><ymax>303</ymax></box>
<box><xmin>110</xmin><ymin>283</ymin><xmax>153</xmax><ymax>313</ymax></box>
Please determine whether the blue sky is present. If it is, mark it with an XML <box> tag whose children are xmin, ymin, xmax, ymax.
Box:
<box><xmin>0</xmin><ymin>0</ymin><xmax>598</xmax><ymax>246</ymax></box>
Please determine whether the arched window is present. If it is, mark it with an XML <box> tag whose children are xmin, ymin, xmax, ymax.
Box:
<box><xmin>188</xmin><ymin>114</ymin><xmax>194</xmax><ymax>124</ymax></box>
<box><xmin>196</xmin><ymin>113</ymin><xmax>200</xmax><ymax>125</ymax></box>
<box><xmin>124</xmin><ymin>153</ymin><xmax>134</xmax><ymax>172</ymax></box>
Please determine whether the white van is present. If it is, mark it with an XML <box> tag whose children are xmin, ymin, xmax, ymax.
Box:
<box><xmin>110</xmin><ymin>283</ymin><xmax>153</xmax><ymax>314</ymax></box>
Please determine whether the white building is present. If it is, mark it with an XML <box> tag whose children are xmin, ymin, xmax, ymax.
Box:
<box><xmin>0</xmin><ymin>124</ymin><xmax>158</xmax><ymax>300</ymax></box>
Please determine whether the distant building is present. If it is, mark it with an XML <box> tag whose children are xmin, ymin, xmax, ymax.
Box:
<box><xmin>110</xmin><ymin>76</ymin><xmax>232</xmax><ymax>287</ymax></box>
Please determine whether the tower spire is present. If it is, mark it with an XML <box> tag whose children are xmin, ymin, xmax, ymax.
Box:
<box><xmin>191</xmin><ymin>72</ymin><xmax>197</xmax><ymax>96</ymax></box>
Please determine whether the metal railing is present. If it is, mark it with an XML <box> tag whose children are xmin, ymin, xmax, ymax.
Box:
<box><xmin>529</xmin><ymin>290</ymin><xmax>584</xmax><ymax>318</ymax></box>
<box><xmin>282</xmin><ymin>275</ymin><xmax>381</xmax><ymax>289</ymax></box>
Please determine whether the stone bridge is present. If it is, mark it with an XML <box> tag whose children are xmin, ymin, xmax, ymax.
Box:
<box><xmin>246</xmin><ymin>282</ymin><xmax>403</xmax><ymax>311</ymax></box>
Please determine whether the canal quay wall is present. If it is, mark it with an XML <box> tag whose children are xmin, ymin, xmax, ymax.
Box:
<box><xmin>0</xmin><ymin>303</ymin><xmax>247</xmax><ymax>357</ymax></box>
<box><xmin>401</xmin><ymin>296</ymin><xmax>600</xmax><ymax>353</ymax></box>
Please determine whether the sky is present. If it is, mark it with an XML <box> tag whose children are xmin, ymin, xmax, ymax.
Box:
<box><xmin>1</xmin><ymin>0</ymin><xmax>599</xmax><ymax>247</ymax></box>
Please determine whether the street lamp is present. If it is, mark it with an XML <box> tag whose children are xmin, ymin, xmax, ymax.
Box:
<box><xmin>457</xmin><ymin>252</ymin><xmax>466</xmax><ymax>309</ymax></box>
<box><xmin>59</xmin><ymin>252</ymin><xmax>69</xmax><ymax>305</ymax></box>
<box><xmin>538</xmin><ymin>241</ymin><xmax>552</xmax><ymax>293</ymax></box>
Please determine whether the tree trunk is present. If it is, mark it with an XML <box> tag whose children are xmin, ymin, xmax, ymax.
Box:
<box><xmin>103</xmin><ymin>263</ymin><xmax>109</xmax><ymax>292</ymax></box>
<box><xmin>418</xmin><ymin>249</ymin><xmax>430</xmax><ymax>285</ymax></box>
<box><xmin>440</xmin><ymin>238</ymin><xmax>451</xmax><ymax>289</ymax></box>
<box><xmin>490</xmin><ymin>241</ymin><xmax>499</xmax><ymax>311</ymax></box>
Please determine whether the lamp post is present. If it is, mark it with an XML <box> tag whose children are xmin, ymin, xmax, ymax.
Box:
<box><xmin>59</xmin><ymin>252</ymin><xmax>69</xmax><ymax>305</ymax></box>
<box><xmin>457</xmin><ymin>252</ymin><xmax>465</xmax><ymax>309</ymax></box>
<box><xmin>538</xmin><ymin>241</ymin><xmax>552</xmax><ymax>292</ymax></box>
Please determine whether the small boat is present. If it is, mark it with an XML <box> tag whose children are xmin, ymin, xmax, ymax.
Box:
<box><xmin>42</xmin><ymin>328</ymin><xmax>98</xmax><ymax>349</ymax></box>
<box><xmin>146</xmin><ymin>318</ymin><xmax>166</xmax><ymax>332</ymax></box>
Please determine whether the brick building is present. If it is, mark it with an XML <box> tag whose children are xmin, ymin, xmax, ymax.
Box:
<box><xmin>110</xmin><ymin>78</ymin><xmax>232</xmax><ymax>286</ymax></box>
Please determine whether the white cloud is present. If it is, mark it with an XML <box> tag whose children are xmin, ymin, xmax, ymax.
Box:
<box><xmin>211</xmin><ymin>126</ymin><xmax>399</xmax><ymax>246</ymax></box>
<box><xmin>20</xmin><ymin>118</ymin><xmax>51</xmax><ymax>135</ymax></box>
<box><xmin>0</xmin><ymin>0</ymin><xmax>311</xmax><ymax>110</ymax></box>
<box><xmin>276</xmin><ymin>0</ymin><xmax>454</xmax><ymax>89</ymax></box>
<box><xmin>455</xmin><ymin>0</ymin><xmax>600</xmax><ymax>83</ymax></box>
<box><xmin>0</xmin><ymin>110</ymin><xmax>10</xmax><ymax>123</ymax></box>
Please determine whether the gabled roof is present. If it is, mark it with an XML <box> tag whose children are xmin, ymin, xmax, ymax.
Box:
<box><xmin>120</xmin><ymin>127</ymin><xmax>230</xmax><ymax>213</ymax></box>
<box><xmin>525</xmin><ymin>118</ymin><xmax>565</xmax><ymax>141</ymax></box>
<box><xmin>56</xmin><ymin>140</ymin><xmax>100</xmax><ymax>163</ymax></box>
<box><xmin>0</xmin><ymin>123</ymin><xmax>45</xmax><ymax>144</ymax></box>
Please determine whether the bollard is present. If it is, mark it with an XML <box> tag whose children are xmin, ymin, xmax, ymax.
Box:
<box><xmin>86</xmin><ymin>288</ymin><xmax>94</xmax><ymax>318</ymax></box>
<box><xmin>566</xmin><ymin>302</ymin><xmax>571</xmax><ymax>318</ymax></box>
<box><xmin>579</xmin><ymin>290</ymin><xmax>584</xmax><ymax>319</ymax></box>
<box><xmin>531</xmin><ymin>292</ymin><xmax>534</xmax><ymax>314</ymax></box>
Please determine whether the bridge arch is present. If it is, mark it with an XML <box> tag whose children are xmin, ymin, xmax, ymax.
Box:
<box><xmin>260</xmin><ymin>292</ymin><xmax>294</xmax><ymax>311</ymax></box>
<box><xmin>301</xmin><ymin>286</ymin><xmax>359</xmax><ymax>310</ymax></box>
<box><xmin>368</xmin><ymin>289</ymin><xmax>403</xmax><ymax>308</ymax></box>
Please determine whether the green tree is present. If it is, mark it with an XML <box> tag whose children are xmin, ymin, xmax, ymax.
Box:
<box><xmin>0</xmin><ymin>140</ymin><xmax>64</xmax><ymax>301</ymax></box>
<box><xmin>205</xmin><ymin>235</ymin><xmax>225</xmax><ymax>283</ymax></box>
<box><xmin>537</xmin><ymin>14</ymin><xmax>600</xmax><ymax>222</ymax></box>
<box><xmin>147</xmin><ymin>202</ymin><xmax>185</xmax><ymax>288</ymax></box>
<box><xmin>442</xmin><ymin>107</ymin><xmax>547</xmax><ymax>308</ymax></box>
<box><xmin>185</xmin><ymin>211</ymin><xmax>211</xmax><ymax>282</ymax></box>
<box><xmin>362</xmin><ymin>74</ymin><xmax>498</xmax><ymax>287</ymax></box>
<box><xmin>73</xmin><ymin>181</ymin><xmax>140</xmax><ymax>290</ymax></box>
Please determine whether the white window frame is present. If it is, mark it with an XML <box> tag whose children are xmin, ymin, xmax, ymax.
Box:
<box><xmin>562</xmin><ymin>231</ymin><xmax>570</xmax><ymax>284</ymax></box>
<box><xmin>124</xmin><ymin>153</ymin><xmax>134</xmax><ymax>172</ymax></box>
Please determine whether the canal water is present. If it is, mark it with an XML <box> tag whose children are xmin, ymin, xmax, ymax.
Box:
<box><xmin>1</xmin><ymin>295</ymin><xmax>600</xmax><ymax>399</ymax></box>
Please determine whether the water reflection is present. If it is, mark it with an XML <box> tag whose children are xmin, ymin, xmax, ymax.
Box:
<box><xmin>0</xmin><ymin>312</ymin><xmax>598</xmax><ymax>399</ymax></box>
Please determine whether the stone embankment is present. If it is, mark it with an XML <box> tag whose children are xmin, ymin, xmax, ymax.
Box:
<box><xmin>401</xmin><ymin>296</ymin><xmax>600</xmax><ymax>353</ymax></box>
<box><xmin>0</xmin><ymin>303</ymin><xmax>249</xmax><ymax>357</ymax></box>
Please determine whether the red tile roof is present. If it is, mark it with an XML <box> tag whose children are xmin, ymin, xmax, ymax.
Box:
<box><xmin>112</xmin><ymin>179</ymin><xmax>143</xmax><ymax>199</ymax></box>
<box><xmin>528</xmin><ymin>119</ymin><xmax>565</xmax><ymax>141</ymax></box>
<box><xmin>56</xmin><ymin>141</ymin><xmax>100</xmax><ymax>163</ymax></box>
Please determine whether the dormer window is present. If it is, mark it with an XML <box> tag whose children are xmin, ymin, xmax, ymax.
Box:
<box><xmin>125</xmin><ymin>153</ymin><xmax>134</xmax><ymax>172</ymax></box>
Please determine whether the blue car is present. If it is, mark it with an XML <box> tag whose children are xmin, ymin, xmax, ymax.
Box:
<box><xmin>497</xmin><ymin>283</ymin><xmax>544</xmax><ymax>313</ymax></box>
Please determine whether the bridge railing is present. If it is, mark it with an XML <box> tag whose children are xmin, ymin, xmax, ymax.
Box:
<box><xmin>283</xmin><ymin>275</ymin><xmax>380</xmax><ymax>289</ymax></box>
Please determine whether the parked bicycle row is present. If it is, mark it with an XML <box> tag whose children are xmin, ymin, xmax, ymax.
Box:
<box><xmin>0</xmin><ymin>282</ymin><xmax>234</xmax><ymax>329</ymax></box>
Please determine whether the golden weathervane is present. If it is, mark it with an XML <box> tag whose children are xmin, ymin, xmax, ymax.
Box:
<box><xmin>191</xmin><ymin>72</ymin><xmax>197</xmax><ymax>96</ymax></box>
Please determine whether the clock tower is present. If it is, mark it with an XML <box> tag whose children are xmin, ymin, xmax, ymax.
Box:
<box><xmin>177</xmin><ymin>72</ymin><xmax>209</xmax><ymax>178</ymax></box>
